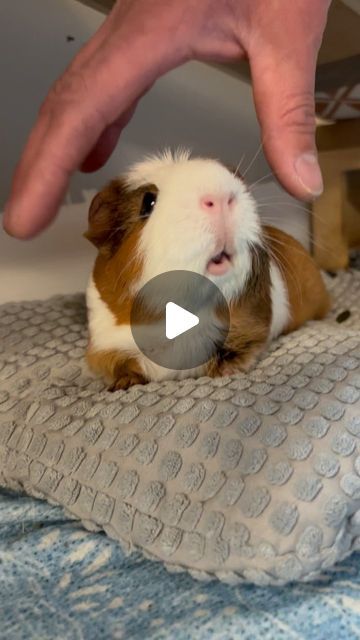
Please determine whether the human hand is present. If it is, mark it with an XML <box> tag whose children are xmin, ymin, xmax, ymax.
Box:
<box><xmin>3</xmin><ymin>0</ymin><xmax>331</xmax><ymax>238</ymax></box>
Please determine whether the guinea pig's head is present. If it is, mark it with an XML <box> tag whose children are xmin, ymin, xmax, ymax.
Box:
<box><xmin>85</xmin><ymin>150</ymin><xmax>263</xmax><ymax>301</ymax></box>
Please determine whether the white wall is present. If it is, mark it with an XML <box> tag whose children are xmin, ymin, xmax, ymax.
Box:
<box><xmin>0</xmin><ymin>0</ymin><xmax>309</xmax><ymax>303</ymax></box>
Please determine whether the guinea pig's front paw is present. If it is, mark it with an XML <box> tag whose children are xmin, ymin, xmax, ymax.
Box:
<box><xmin>218</xmin><ymin>363</ymin><xmax>243</xmax><ymax>377</ymax></box>
<box><xmin>206</xmin><ymin>357</ymin><xmax>243</xmax><ymax>378</ymax></box>
<box><xmin>216</xmin><ymin>356</ymin><xmax>258</xmax><ymax>377</ymax></box>
<box><xmin>108</xmin><ymin>372</ymin><xmax>147</xmax><ymax>392</ymax></box>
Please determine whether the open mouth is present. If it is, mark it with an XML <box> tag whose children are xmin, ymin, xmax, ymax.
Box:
<box><xmin>206</xmin><ymin>250</ymin><xmax>232</xmax><ymax>276</ymax></box>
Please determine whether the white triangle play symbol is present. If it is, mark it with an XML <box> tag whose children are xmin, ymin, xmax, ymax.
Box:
<box><xmin>165</xmin><ymin>302</ymin><xmax>199</xmax><ymax>340</ymax></box>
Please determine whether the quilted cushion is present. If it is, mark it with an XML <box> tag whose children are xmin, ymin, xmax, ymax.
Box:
<box><xmin>0</xmin><ymin>270</ymin><xmax>359</xmax><ymax>586</ymax></box>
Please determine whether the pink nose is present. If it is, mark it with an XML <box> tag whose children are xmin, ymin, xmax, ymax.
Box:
<box><xmin>200</xmin><ymin>193</ymin><xmax>235</xmax><ymax>215</ymax></box>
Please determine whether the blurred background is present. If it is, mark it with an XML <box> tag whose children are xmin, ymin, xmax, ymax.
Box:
<box><xmin>0</xmin><ymin>0</ymin><xmax>311</xmax><ymax>303</ymax></box>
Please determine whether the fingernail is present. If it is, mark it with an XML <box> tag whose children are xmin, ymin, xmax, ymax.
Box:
<box><xmin>295</xmin><ymin>152</ymin><xmax>323</xmax><ymax>197</ymax></box>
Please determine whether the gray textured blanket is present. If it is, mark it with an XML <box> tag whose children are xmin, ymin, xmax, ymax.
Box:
<box><xmin>0</xmin><ymin>270</ymin><xmax>359</xmax><ymax>585</ymax></box>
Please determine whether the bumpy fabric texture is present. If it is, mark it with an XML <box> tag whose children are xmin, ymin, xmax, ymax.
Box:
<box><xmin>0</xmin><ymin>271</ymin><xmax>360</xmax><ymax>589</ymax></box>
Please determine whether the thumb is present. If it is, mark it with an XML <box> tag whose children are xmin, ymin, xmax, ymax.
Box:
<box><xmin>249</xmin><ymin>16</ymin><xmax>327</xmax><ymax>200</ymax></box>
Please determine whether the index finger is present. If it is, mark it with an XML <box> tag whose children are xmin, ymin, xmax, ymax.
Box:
<box><xmin>3</xmin><ymin>25</ymin><xmax>169</xmax><ymax>238</ymax></box>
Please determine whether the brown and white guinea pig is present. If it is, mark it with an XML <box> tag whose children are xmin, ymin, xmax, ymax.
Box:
<box><xmin>84</xmin><ymin>149</ymin><xmax>330</xmax><ymax>391</ymax></box>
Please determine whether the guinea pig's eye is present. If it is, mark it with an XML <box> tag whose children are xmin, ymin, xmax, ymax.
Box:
<box><xmin>140</xmin><ymin>192</ymin><xmax>157</xmax><ymax>218</ymax></box>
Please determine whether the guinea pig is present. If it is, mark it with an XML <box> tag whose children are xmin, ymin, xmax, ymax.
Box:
<box><xmin>84</xmin><ymin>149</ymin><xmax>330</xmax><ymax>391</ymax></box>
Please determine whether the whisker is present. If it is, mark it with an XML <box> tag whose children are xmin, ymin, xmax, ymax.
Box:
<box><xmin>254</xmin><ymin>200</ymin><xmax>328</xmax><ymax>226</ymax></box>
<box><xmin>258</xmin><ymin>223</ymin><xmax>310</xmax><ymax>245</ymax></box>
<box><xmin>264</xmin><ymin>225</ymin><xmax>337</xmax><ymax>261</ymax></box>
<box><xmin>248</xmin><ymin>171</ymin><xmax>276</xmax><ymax>191</ymax></box>
<box><xmin>258</xmin><ymin>205</ymin><xmax>335</xmax><ymax>257</ymax></box>
<box><xmin>263</xmin><ymin>227</ymin><xmax>335</xmax><ymax>268</ymax></box>
<box><xmin>242</xmin><ymin>139</ymin><xmax>265</xmax><ymax>179</ymax></box>
<box><xmin>263</xmin><ymin>231</ymin><xmax>310</xmax><ymax>260</ymax></box>
<box><xmin>250</xmin><ymin>241</ymin><xmax>261</xmax><ymax>279</ymax></box>
<box><xmin>255</xmin><ymin>199</ymin><xmax>310</xmax><ymax>212</ymax></box>
<box><xmin>233</xmin><ymin>154</ymin><xmax>246</xmax><ymax>178</ymax></box>
<box><xmin>260</xmin><ymin>217</ymin><xmax>312</xmax><ymax>240</ymax></box>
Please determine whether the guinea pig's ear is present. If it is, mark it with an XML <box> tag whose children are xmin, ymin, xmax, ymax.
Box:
<box><xmin>84</xmin><ymin>180</ymin><xmax>128</xmax><ymax>256</ymax></box>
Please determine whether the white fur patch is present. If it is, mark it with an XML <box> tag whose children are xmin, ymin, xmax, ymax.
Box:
<box><xmin>125</xmin><ymin>148</ymin><xmax>192</xmax><ymax>188</ymax></box>
<box><xmin>125</xmin><ymin>150</ymin><xmax>262</xmax><ymax>303</ymax></box>
<box><xmin>86</xmin><ymin>277</ymin><xmax>136</xmax><ymax>355</ymax></box>
<box><xmin>86</xmin><ymin>277</ymin><xmax>207</xmax><ymax>382</ymax></box>
<box><xmin>269</xmin><ymin>262</ymin><xmax>291</xmax><ymax>339</ymax></box>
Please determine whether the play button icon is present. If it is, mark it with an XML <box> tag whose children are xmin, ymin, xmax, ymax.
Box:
<box><xmin>165</xmin><ymin>302</ymin><xmax>199</xmax><ymax>339</ymax></box>
<box><xmin>130</xmin><ymin>270</ymin><xmax>230</xmax><ymax>371</ymax></box>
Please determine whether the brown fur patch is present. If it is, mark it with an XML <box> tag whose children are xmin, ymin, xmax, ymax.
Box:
<box><xmin>263</xmin><ymin>226</ymin><xmax>331</xmax><ymax>332</ymax></box>
<box><xmin>207</xmin><ymin>226</ymin><xmax>330</xmax><ymax>377</ymax></box>
<box><xmin>208</xmin><ymin>243</ymin><xmax>272</xmax><ymax>376</ymax></box>
<box><xmin>85</xmin><ymin>178</ymin><xmax>158</xmax><ymax>257</ymax></box>
<box><xmin>85</xmin><ymin>178</ymin><xmax>159</xmax><ymax>321</ymax></box>
<box><xmin>85</xmin><ymin>178</ymin><xmax>158</xmax><ymax>386</ymax></box>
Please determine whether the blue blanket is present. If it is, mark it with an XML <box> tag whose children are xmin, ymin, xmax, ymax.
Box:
<box><xmin>1</xmin><ymin>489</ymin><xmax>359</xmax><ymax>640</ymax></box>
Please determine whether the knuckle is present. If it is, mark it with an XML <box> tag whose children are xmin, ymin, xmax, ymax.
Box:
<box><xmin>39</xmin><ymin>68</ymin><xmax>90</xmax><ymax>118</ymax></box>
<box><xmin>37</xmin><ymin>67</ymin><xmax>107</xmax><ymax>145</ymax></box>
<box><xmin>54</xmin><ymin>68</ymin><xmax>90</xmax><ymax>103</ymax></box>
<box><xmin>278</xmin><ymin>93</ymin><xmax>316</xmax><ymax>135</ymax></box>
